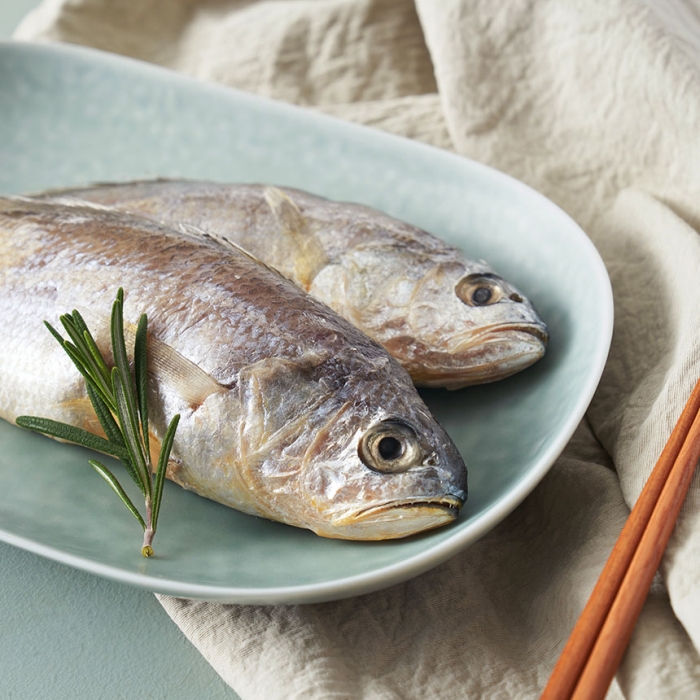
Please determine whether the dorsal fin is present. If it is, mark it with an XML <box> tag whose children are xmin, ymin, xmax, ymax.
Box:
<box><xmin>6</xmin><ymin>194</ymin><xmax>117</xmax><ymax>211</ymax></box>
<box><xmin>173</xmin><ymin>221</ymin><xmax>288</xmax><ymax>279</ymax></box>
<box><xmin>25</xmin><ymin>177</ymin><xmax>180</xmax><ymax>198</ymax></box>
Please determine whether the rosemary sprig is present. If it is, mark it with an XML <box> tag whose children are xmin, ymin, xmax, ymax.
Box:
<box><xmin>16</xmin><ymin>288</ymin><xmax>180</xmax><ymax>557</ymax></box>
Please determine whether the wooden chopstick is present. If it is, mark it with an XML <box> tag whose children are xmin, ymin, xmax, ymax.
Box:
<box><xmin>541</xmin><ymin>379</ymin><xmax>700</xmax><ymax>700</ymax></box>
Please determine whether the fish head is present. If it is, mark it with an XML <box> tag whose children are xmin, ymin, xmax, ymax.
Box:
<box><xmin>295</xmin><ymin>384</ymin><xmax>468</xmax><ymax>540</ymax></box>
<box><xmin>202</xmin><ymin>352</ymin><xmax>466</xmax><ymax>540</ymax></box>
<box><xmin>394</xmin><ymin>258</ymin><xmax>548</xmax><ymax>389</ymax></box>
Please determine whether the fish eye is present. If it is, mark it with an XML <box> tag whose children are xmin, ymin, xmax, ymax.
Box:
<box><xmin>472</xmin><ymin>286</ymin><xmax>492</xmax><ymax>305</ymax></box>
<box><xmin>359</xmin><ymin>420</ymin><xmax>423</xmax><ymax>473</ymax></box>
<box><xmin>455</xmin><ymin>274</ymin><xmax>504</xmax><ymax>307</ymax></box>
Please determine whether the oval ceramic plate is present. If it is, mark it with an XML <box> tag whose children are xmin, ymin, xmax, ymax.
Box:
<box><xmin>0</xmin><ymin>41</ymin><xmax>612</xmax><ymax>604</ymax></box>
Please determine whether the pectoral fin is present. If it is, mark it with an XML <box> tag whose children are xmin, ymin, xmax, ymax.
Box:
<box><xmin>77</xmin><ymin>308</ymin><xmax>226</xmax><ymax>410</ymax></box>
<box><xmin>147</xmin><ymin>333</ymin><xmax>226</xmax><ymax>409</ymax></box>
<box><xmin>264</xmin><ymin>186</ymin><xmax>328</xmax><ymax>289</ymax></box>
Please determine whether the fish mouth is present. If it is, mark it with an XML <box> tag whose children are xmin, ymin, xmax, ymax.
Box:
<box><xmin>356</xmin><ymin>494</ymin><xmax>464</xmax><ymax>520</ymax></box>
<box><xmin>324</xmin><ymin>494</ymin><xmax>465</xmax><ymax>540</ymax></box>
<box><xmin>495</xmin><ymin>323</ymin><xmax>549</xmax><ymax>345</ymax></box>
<box><xmin>465</xmin><ymin>322</ymin><xmax>549</xmax><ymax>348</ymax></box>
<box><xmin>413</xmin><ymin>323</ymin><xmax>548</xmax><ymax>389</ymax></box>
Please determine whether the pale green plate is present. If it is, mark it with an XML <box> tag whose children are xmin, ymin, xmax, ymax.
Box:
<box><xmin>0</xmin><ymin>41</ymin><xmax>613</xmax><ymax>604</ymax></box>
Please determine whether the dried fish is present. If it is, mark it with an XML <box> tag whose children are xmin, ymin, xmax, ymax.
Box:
<box><xmin>44</xmin><ymin>180</ymin><xmax>548</xmax><ymax>389</ymax></box>
<box><xmin>0</xmin><ymin>197</ymin><xmax>467</xmax><ymax>539</ymax></box>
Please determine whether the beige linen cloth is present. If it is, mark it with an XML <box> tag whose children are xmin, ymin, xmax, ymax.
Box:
<box><xmin>14</xmin><ymin>1</ymin><xmax>700</xmax><ymax>697</ymax></box>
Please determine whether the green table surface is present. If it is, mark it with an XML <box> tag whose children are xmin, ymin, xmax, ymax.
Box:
<box><xmin>1</xmin><ymin>5</ymin><xmax>237</xmax><ymax>699</ymax></box>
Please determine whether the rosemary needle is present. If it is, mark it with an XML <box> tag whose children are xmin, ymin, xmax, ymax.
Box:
<box><xmin>16</xmin><ymin>288</ymin><xmax>180</xmax><ymax>557</ymax></box>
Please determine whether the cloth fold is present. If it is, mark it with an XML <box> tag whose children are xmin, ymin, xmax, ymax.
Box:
<box><xmin>14</xmin><ymin>0</ymin><xmax>700</xmax><ymax>697</ymax></box>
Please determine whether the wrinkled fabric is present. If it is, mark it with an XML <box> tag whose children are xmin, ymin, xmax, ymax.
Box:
<box><xmin>14</xmin><ymin>0</ymin><xmax>700</xmax><ymax>697</ymax></box>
